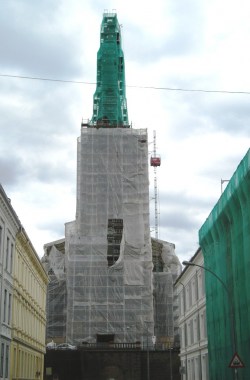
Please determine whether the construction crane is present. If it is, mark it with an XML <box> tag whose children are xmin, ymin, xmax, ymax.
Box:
<box><xmin>89</xmin><ymin>12</ymin><xmax>130</xmax><ymax>128</ymax></box>
<box><xmin>150</xmin><ymin>131</ymin><xmax>161</xmax><ymax>239</ymax></box>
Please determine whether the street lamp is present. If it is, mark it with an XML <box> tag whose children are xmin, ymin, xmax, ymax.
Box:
<box><xmin>179</xmin><ymin>282</ymin><xmax>187</xmax><ymax>380</ymax></box>
<box><xmin>182</xmin><ymin>261</ymin><xmax>238</xmax><ymax>380</ymax></box>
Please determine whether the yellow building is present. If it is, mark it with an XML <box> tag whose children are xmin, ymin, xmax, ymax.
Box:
<box><xmin>10</xmin><ymin>227</ymin><xmax>48</xmax><ymax>380</ymax></box>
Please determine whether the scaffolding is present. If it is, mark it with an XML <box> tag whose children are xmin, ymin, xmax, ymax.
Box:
<box><xmin>199</xmin><ymin>148</ymin><xmax>250</xmax><ymax>379</ymax></box>
<box><xmin>90</xmin><ymin>13</ymin><xmax>129</xmax><ymax>128</ymax></box>
<box><xmin>65</xmin><ymin>127</ymin><xmax>154</xmax><ymax>344</ymax></box>
<box><xmin>42</xmin><ymin>240</ymin><xmax>66</xmax><ymax>343</ymax></box>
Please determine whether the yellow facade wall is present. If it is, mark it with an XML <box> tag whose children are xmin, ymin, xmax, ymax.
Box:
<box><xmin>10</xmin><ymin>228</ymin><xmax>48</xmax><ymax>380</ymax></box>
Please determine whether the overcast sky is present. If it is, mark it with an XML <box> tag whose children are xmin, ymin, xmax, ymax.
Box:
<box><xmin>1</xmin><ymin>0</ymin><xmax>250</xmax><ymax>263</ymax></box>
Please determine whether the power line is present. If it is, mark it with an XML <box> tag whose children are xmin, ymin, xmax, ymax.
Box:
<box><xmin>128</xmin><ymin>84</ymin><xmax>250</xmax><ymax>95</ymax></box>
<box><xmin>0</xmin><ymin>73</ymin><xmax>95</xmax><ymax>85</ymax></box>
<box><xmin>1</xmin><ymin>73</ymin><xmax>250</xmax><ymax>95</ymax></box>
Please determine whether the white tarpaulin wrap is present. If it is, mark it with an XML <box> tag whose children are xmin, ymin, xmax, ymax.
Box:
<box><xmin>42</xmin><ymin>128</ymin><xmax>182</xmax><ymax>347</ymax></box>
<box><xmin>65</xmin><ymin>128</ymin><xmax>154</xmax><ymax>344</ymax></box>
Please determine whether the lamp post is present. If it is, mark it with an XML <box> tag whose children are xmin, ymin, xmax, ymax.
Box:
<box><xmin>182</xmin><ymin>261</ymin><xmax>238</xmax><ymax>380</ymax></box>
<box><xmin>179</xmin><ymin>282</ymin><xmax>187</xmax><ymax>380</ymax></box>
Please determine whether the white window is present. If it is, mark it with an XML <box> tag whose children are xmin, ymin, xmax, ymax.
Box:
<box><xmin>192</xmin><ymin>275</ymin><xmax>198</xmax><ymax>302</ymax></box>
<box><xmin>8</xmin><ymin>293</ymin><xmax>12</xmax><ymax>325</ymax></box>
<box><xmin>10</xmin><ymin>243</ymin><xmax>14</xmax><ymax>273</ymax></box>
<box><xmin>5</xmin><ymin>236</ymin><xmax>9</xmax><ymax>270</ymax></box>
<box><xmin>195</xmin><ymin>356</ymin><xmax>201</xmax><ymax>380</ymax></box>
<box><xmin>200</xmin><ymin>311</ymin><xmax>207</xmax><ymax>339</ymax></box>
<box><xmin>0</xmin><ymin>343</ymin><xmax>4</xmax><ymax>377</ymax></box>
<box><xmin>193</xmin><ymin>317</ymin><xmax>197</xmax><ymax>343</ymax></box>
<box><xmin>3</xmin><ymin>289</ymin><xmax>7</xmax><ymax>323</ymax></box>
<box><xmin>198</xmin><ymin>269</ymin><xmax>205</xmax><ymax>298</ymax></box>
<box><xmin>0</xmin><ymin>225</ymin><xmax>2</xmax><ymax>259</ymax></box>
<box><xmin>202</xmin><ymin>353</ymin><xmax>209</xmax><ymax>379</ymax></box>
<box><xmin>187</xmin><ymin>319</ymin><xmax>193</xmax><ymax>345</ymax></box>
<box><xmin>5</xmin><ymin>345</ymin><xmax>9</xmax><ymax>378</ymax></box>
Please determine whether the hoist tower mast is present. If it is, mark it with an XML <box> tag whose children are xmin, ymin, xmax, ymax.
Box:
<box><xmin>150</xmin><ymin>131</ymin><xmax>161</xmax><ymax>239</ymax></box>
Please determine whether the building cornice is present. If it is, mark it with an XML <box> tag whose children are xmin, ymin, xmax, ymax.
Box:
<box><xmin>0</xmin><ymin>185</ymin><xmax>20</xmax><ymax>231</ymax></box>
<box><xmin>16</xmin><ymin>227</ymin><xmax>49</xmax><ymax>284</ymax></box>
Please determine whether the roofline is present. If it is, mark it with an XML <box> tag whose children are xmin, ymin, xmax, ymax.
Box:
<box><xmin>0</xmin><ymin>184</ymin><xmax>21</xmax><ymax>227</ymax></box>
<box><xmin>174</xmin><ymin>246</ymin><xmax>201</xmax><ymax>285</ymax></box>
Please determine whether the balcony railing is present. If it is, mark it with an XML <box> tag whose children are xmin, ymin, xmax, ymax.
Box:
<box><xmin>80</xmin><ymin>342</ymin><xmax>141</xmax><ymax>350</ymax></box>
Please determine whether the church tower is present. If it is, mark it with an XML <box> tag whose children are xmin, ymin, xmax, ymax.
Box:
<box><xmin>65</xmin><ymin>12</ymin><xmax>154</xmax><ymax>345</ymax></box>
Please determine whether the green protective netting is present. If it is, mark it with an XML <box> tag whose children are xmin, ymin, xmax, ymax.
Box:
<box><xmin>90</xmin><ymin>13</ymin><xmax>129</xmax><ymax>128</ymax></box>
<box><xmin>199</xmin><ymin>149</ymin><xmax>250</xmax><ymax>380</ymax></box>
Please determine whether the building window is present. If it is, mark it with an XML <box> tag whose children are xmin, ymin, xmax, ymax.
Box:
<box><xmin>5</xmin><ymin>345</ymin><xmax>9</xmax><ymax>378</ymax></box>
<box><xmin>183</xmin><ymin>288</ymin><xmax>186</xmax><ymax>313</ymax></box>
<box><xmin>3</xmin><ymin>289</ymin><xmax>7</xmax><ymax>323</ymax></box>
<box><xmin>193</xmin><ymin>317</ymin><xmax>197</xmax><ymax>343</ymax></box>
<box><xmin>5</xmin><ymin>236</ymin><xmax>9</xmax><ymax>270</ymax></box>
<box><xmin>189</xmin><ymin>319</ymin><xmax>194</xmax><ymax>345</ymax></box>
<box><xmin>180</xmin><ymin>326</ymin><xmax>185</xmax><ymax>348</ymax></box>
<box><xmin>188</xmin><ymin>281</ymin><xmax>192</xmax><ymax>308</ymax></box>
<box><xmin>202</xmin><ymin>353</ymin><xmax>209</xmax><ymax>379</ymax></box>
<box><xmin>0</xmin><ymin>343</ymin><xmax>4</xmax><ymax>377</ymax></box>
<box><xmin>186</xmin><ymin>286</ymin><xmax>189</xmax><ymax>310</ymax></box>
<box><xmin>200</xmin><ymin>311</ymin><xmax>207</xmax><ymax>339</ymax></box>
<box><xmin>179</xmin><ymin>288</ymin><xmax>186</xmax><ymax>315</ymax></box>
<box><xmin>197</xmin><ymin>314</ymin><xmax>200</xmax><ymax>341</ymax></box>
<box><xmin>178</xmin><ymin>290</ymin><xmax>182</xmax><ymax>314</ymax></box>
<box><xmin>10</xmin><ymin>243</ymin><xmax>14</xmax><ymax>273</ymax></box>
<box><xmin>0</xmin><ymin>225</ymin><xmax>2</xmax><ymax>259</ymax></box>
<box><xmin>195</xmin><ymin>356</ymin><xmax>201</xmax><ymax>380</ymax></box>
<box><xmin>199</xmin><ymin>268</ymin><xmax>205</xmax><ymax>297</ymax></box>
<box><xmin>13</xmin><ymin>347</ymin><xmax>17</xmax><ymax>379</ymax></box>
<box><xmin>8</xmin><ymin>294</ymin><xmax>12</xmax><ymax>325</ymax></box>
<box><xmin>204</xmin><ymin>312</ymin><xmax>207</xmax><ymax>338</ymax></box>
<box><xmin>193</xmin><ymin>274</ymin><xmax>198</xmax><ymax>302</ymax></box>
<box><xmin>184</xmin><ymin>323</ymin><xmax>187</xmax><ymax>348</ymax></box>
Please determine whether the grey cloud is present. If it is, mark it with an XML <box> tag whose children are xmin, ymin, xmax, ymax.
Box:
<box><xmin>160</xmin><ymin>223</ymin><xmax>200</xmax><ymax>259</ymax></box>
<box><xmin>159</xmin><ymin>190</ymin><xmax>215</xmax><ymax>209</ymax></box>
<box><xmin>0</xmin><ymin>153</ymin><xmax>75</xmax><ymax>188</ymax></box>
<box><xmin>158</xmin><ymin>210</ymin><xmax>199</xmax><ymax>230</ymax></box>
<box><xmin>0</xmin><ymin>62</ymin><xmax>82</xmax><ymax>192</ymax></box>
<box><xmin>149</xmin><ymin>189</ymin><xmax>216</xmax><ymax>257</ymax></box>
<box><xmin>0</xmin><ymin>156</ymin><xmax>26</xmax><ymax>187</ymax></box>
<box><xmin>37</xmin><ymin>219</ymin><xmax>66</xmax><ymax>236</ymax></box>
<box><xmin>198</xmin><ymin>153</ymin><xmax>246</xmax><ymax>179</ymax></box>
<box><xmin>125</xmin><ymin>1</ymin><xmax>204</xmax><ymax>62</ymax></box>
<box><xmin>0</xmin><ymin>1</ymin><xmax>83</xmax><ymax>78</ymax></box>
<box><xmin>204</xmin><ymin>98</ymin><xmax>250</xmax><ymax>135</ymax></box>
<box><xmin>29</xmin><ymin>160</ymin><xmax>76</xmax><ymax>184</ymax></box>
<box><xmin>161</xmin><ymin>90</ymin><xmax>250</xmax><ymax>139</ymax></box>
<box><xmin>166</xmin><ymin>0</ymin><xmax>205</xmax><ymax>53</ymax></box>
<box><xmin>0</xmin><ymin>80</ymin><xmax>81</xmax><ymax>146</ymax></box>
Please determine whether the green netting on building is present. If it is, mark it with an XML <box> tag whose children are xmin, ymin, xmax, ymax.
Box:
<box><xmin>90</xmin><ymin>13</ymin><xmax>129</xmax><ymax>128</ymax></box>
<box><xmin>199</xmin><ymin>149</ymin><xmax>250</xmax><ymax>380</ymax></box>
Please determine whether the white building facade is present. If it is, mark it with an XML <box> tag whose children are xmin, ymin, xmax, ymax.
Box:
<box><xmin>175</xmin><ymin>248</ymin><xmax>209</xmax><ymax>380</ymax></box>
<box><xmin>0</xmin><ymin>185</ymin><xmax>19</xmax><ymax>380</ymax></box>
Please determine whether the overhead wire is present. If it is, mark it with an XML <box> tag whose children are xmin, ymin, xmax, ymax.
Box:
<box><xmin>1</xmin><ymin>73</ymin><xmax>250</xmax><ymax>95</ymax></box>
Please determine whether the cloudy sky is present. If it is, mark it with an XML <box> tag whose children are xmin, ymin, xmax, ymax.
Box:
<box><xmin>1</xmin><ymin>0</ymin><xmax>250</xmax><ymax>263</ymax></box>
